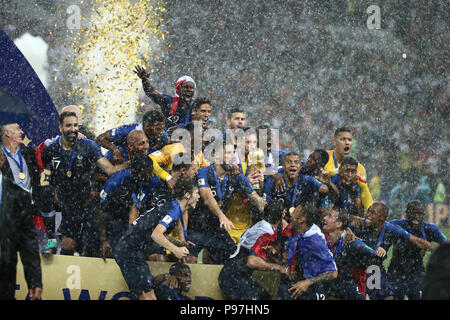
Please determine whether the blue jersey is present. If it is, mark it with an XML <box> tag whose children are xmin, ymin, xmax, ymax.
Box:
<box><xmin>41</xmin><ymin>138</ymin><xmax>104</xmax><ymax>203</ymax></box>
<box><xmin>285</xmin><ymin>224</ymin><xmax>337</xmax><ymax>281</ymax></box>
<box><xmin>99</xmin><ymin>169</ymin><xmax>159</xmax><ymax>220</ymax></box>
<box><xmin>350</xmin><ymin>221</ymin><xmax>411</xmax><ymax>267</ymax></box>
<box><xmin>325</xmin><ymin>231</ymin><xmax>376</xmax><ymax>283</ymax></box>
<box><xmin>159</xmin><ymin>94</ymin><xmax>194</xmax><ymax>128</ymax></box>
<box><xmin>388</xmin><ymin>219</ymin><xmax>448</xmax><ymax>277</ymax></box>
<box><xmin>155</xmin><ymin>284</ymin><xmax>191</xmax><ymax>300</ymax></box>
<box><xmin>142</xmin><ymin>177</ymin><xmax>173</xmax><ymax>212</ymax></box>
<box><xmin>190</xmin><ymin>164</ymin><xmax>254</xmax><ymax>233</ymax></box>
<box><xmin>328</xmin><ymin>175</ymin><xmax>360</xmax><ymax>210</ymax></box>
<box><xmin>264</xmin><ymin>173</ymin><xmax>323</xmax><ymax>210</ymax></box>
<box><xmin>104</xmin><ymin>145</ymin><xmax>129</xmax><ymax>163</ymax></box>
<box><xmin>118</xmin><ymin>200</ymin><xmax>183</xmax><ymax>251</ymax></box>
<box><xmin>109</xmin><ymin>122</ymin><xmax>168</xmax><ymax>154</ymax></box>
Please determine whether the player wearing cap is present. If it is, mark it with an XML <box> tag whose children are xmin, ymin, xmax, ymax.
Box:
<box><xmin>134</xmin><ymin>65</ymin><xmax>196</xmax><ymax>128</ymax></box>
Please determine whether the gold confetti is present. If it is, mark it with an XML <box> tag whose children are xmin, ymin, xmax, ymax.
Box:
<box><xmin>64</xmin><ymin>0</ymin><xmax>167</xmax><ymax>135</ymax></box>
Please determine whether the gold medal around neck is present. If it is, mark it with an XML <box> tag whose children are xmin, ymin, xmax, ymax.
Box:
<box><xmin>289</xmin><ymin>207</ymin><xmax>295</xmax><ymax>214</ymax></box>
<box><xmin>19</xmin><ymin>172</ymin><xmax>26</xmax><ymax>180</ymax></box>
<box><xmin>66</xmin><ymin>170</ymin><xmax>72</xmax><ymax>178</ymax></box>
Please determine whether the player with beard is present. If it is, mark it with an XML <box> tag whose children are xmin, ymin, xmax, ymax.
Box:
<box><xmin>95</xmin><ymin>109</ymin><xmax>168</xmax><ymax>164</ymax></box>
<box><xmin>219</xmin><ymin>107</ymin><xmax>246</xmax><ymax>150</ymax></box>
<box><xmin>224</xmin><ymin>128</ymin><xmax>265</xmax><ymax>243</ymax></box>
<box><xmin>96</xmin><ymin>153</ymin><xmax>158</xmax><ymax>259</ymax></box>
<box><xmin>154</xmin><ymin>262</ymin><xmax>193</xmax><ymax>300</ymax></box>
<box><xmin>114</xmin><ymin>177</ymin><xmax>199</xmax><ymax>300</ymax></box>
<box><xmin>40</xmin><ymin>112</ymin><xmax>128</xmax><ymax>256</ymax></box>
<box><xmin>134</xmin><ymin>65</ymin><xmax>196</xmax><ymax>128</ymax></box>
<box><xmin>264</xmin><ymin>152</ymin><xmax>337</xmax><ymax>222</ymax></box>
<box><xmin>348</xmin><ymin>202</ymin><xmax>436</xmax><ymax>300</ymax></box>
<box><xmin>323</xmin><ymin>127</ymin><xmax>373</xmax><ymax>211</ymax></box>
<box><xmin>388</xmin><ymin>200</ymin><xmax>448</xmax><ymax>300</ymax></box>
<box><xmin>189</xmin><ymin>139</ymin><xmax>266</xmax><ymax>264</ymax></box>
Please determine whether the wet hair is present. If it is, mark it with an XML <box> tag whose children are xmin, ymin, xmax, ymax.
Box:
<box><xmin>142</xmin><ymin>109</ymin><xmax>166</xmax><ymax>126</ymax></box>
<box><xmin>283</xmin><ymin>151</ymin><xmax>300</xmax><ymax>164</ymax></box>
<box><xmin>263</xmin><ymin>199</ymin><xmax>285</xmax><ymax>225</ymax></box>
<box><xmin>192</xmin><ymin>97</ymin><xmax>211</xmax><ymax>110</ymax></box>
<box><xmin>169</xmin><ymin>262</ymin><xmax>191</xmax><ymax>276</ymax></box>
<box><xmin>423</xmin><ymin>242</ymin><xmax>450</xmax><ymax>299</ymax></box>
<box><xmin>300</xmin><ymin>202</ymin><xmax>320</xmax><ymax>227</ymax></box>
<box><xmin>406</xmin><ymin>200</ymin><xmax>425</xmax><ymax>215</ymax></box>
<box><xmin>334</xmin><ymin>126</ymin><xmax>352</xmax><ymax>137</ymax></box>
<box><xmin>372</xmin><ymin>202</ymin><xmax>389</xmax><ymax>219</ymax></box>
<box><xmin>227</xmin><ymin>107</ymin><xmax>245</xmax><ymax>119</ymax></box>
<box><xmin>314</xmin><ymin>149</ymin><xmax>329</xmax><ymax>167</ymax></box>
<box><xmin>59</xmin><ymin>111</ymin><xmax>78</xmax><ymax>125</ymax></box>
<box><xmin>130</xmin><ymin>153</ymin><xmax>153</xmax><ymax>176</ymax></box>
<box><xmin>340</xmin><ymin>156</ymin><xmax>359</xmax><ymax>168</ymax></box>
<box><xmin>334</xmin><ymin>208</ymin><xmax>350</xmax><ymax>229</ymax></box>
<box><xmin>172</xmin><ymin>176</ymin><xmax>197</xmax><ymax>200</ymax></box>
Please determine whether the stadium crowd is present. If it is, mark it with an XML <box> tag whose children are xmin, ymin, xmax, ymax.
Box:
<box><xmin>0</xmin><ymin>0</ymin><xmax>449</xmax><ymax>302</ymax></box>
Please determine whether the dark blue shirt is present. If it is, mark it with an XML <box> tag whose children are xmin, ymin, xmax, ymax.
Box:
<box><xmin>42</xmin><ymin>138</ymin><xmax>103</xmax><ymax>203</ymax></box>
<box><xmin>325</xmin><ymin>231</ymin><xmax>376</xmax><ymax>282</ymax></box>
<box><xmin>159</xmin><ymin>94</ymin><xmax>194</xmax><ymax>128</ymax></box>
<box><xmin>118</xmin><ymin>199</ymin><xmax>183</xmax><ymax>251</ymax></box>
<box><xmin>388</xmin><ymin>219</ymin><xmax>448</xmax><ymax>277</ymax></box>
<box><xmin>190</xmin><ymin>164</ymin><xmax>254</xmax><ymax>233</ymax></box>
<box><xmin>142</xmin><ymin>177</ymin><xmax>173</xmax><ymax>212</ymax></box>
<box><xmin>99</xmin><ymin>169</ymin><xmax>159</xmax><ymax>220</ymax></box>
<box><xmin>104</xmin><ymin>145</ymin><xmax>130</xmax><ymax>163</ymax></box>
<box><xmin>264</xmin><ymin>173</ymin><xmax>323</xmax><ymax>210</ymax></box>
<box><xmin>155</xmin><ymin>284</ymin><xmax>191</xmax><ymax>300</ymax></box>
<box><xmin>109</xmin><ymin>122</ymin><xmax>168</xmax><ymax>154</ymax></box>
<box><xmin>350</xmin><ymin>221</ymin><xmax>411</xmax><ymax>267</ymax></box>
<box><xmin>328</xmin><ymin>175</ymin><xmax>360</xmax><ymax>211</ymax></box>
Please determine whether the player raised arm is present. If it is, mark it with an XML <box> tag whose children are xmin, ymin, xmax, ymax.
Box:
<box><xmin>134</xmin><ymin>65</ymin><xmax>164</xmax><ymax>103</ymax></box>
<box><xmin>96</xmin><ymin>157</ymin><xmax>129</xmax><ymax>176</ymax></box>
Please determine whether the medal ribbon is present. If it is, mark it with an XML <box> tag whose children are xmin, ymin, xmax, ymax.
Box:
<box><xmin>282</xmin><ymin>174</ymin><xmax>299</xmax><ymax>208</ymax></box>
<box><xmin>375</xmin><ymin>224</ymin><xmax>386</xmax><ymax>250</ymax></box>
<box><xmin>326</xmin><ymin>232</ymin><xmax>345</xmax><ymax>257</ymax></box>
<box><xmin>212</xmin><ymin>164</ymin><xmax>228</xmax><ymax>201</ymax></box>
<box><xmin>1</xmin><ymin>145</ymin><xmax>24</xmax><ymax>179</ymax></box>
<box><xmin>60</xmin><ymin>137</ymin><xmax>76</xmax><ymax>177</ymax></box>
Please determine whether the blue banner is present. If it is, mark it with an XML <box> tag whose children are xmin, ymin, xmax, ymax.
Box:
<box><xmin>0</xmin><ymin>28</ymin><xmax>59</xmax><ymax>147</ymax></box>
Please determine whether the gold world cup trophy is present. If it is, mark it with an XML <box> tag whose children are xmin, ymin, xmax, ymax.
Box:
<box><xmin>247</xmin><ymin>148</ymin><xmax>266</xmax><ymax>190</ymax></box>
